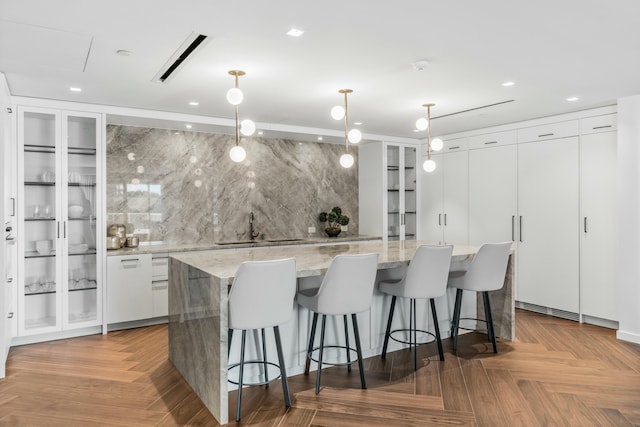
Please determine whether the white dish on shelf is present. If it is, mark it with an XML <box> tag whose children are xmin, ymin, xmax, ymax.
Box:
<box><xmin>69</xmin><ymin>243</ymin><xmax>89</xmax><ymax>252</ymax></box>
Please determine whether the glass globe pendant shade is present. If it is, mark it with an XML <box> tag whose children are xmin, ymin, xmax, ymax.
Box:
<box><xmin>229</xmin><ymin>145</ymin><xmax>246</xmax><ymax>163</ymax></box>
<box><xmin>423</xmin><ymin>158</ymin><xmax>436</xmax><ymax>173</ymax></box>
<box><xmin>331</xmin><ymin>105</ymin><xmax>345</xmax><ymax>120</ymax></box>
<box><xmin>347</xmin><ymin>128</ymin><xmax>362</xmax><ymax>144</ymax></box>
<box><xmin>416</xmin><ymin>117</ymin><xmax>429</xmax><ymax>131</ymax></box>
<box><xmin>340</xmin><ymin>153</ymin><xmax>355</xmax><ymax>168</ymax></box>
<box><xmin>240</xmin><ymin>119</ymin><xmax>256</xmax><ymax>136</ymax></box>
<box><xmin>226</xmin><ymin>87</ymin><xmax>244</xmax><ymax>105</ymax></box>
<box><xmin>430</xmin><ymin>137</ymin><xmax>444</xmax><ymax>151</ymax></box>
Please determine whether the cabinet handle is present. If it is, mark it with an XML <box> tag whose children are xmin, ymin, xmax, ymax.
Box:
<box><xmin>64</xmin><ymin>221</ymin><xmax>67</xmax><ymax>238</ymax></box>
<box><xmin>121</xmin><ymin>258</ymin><xmax>140</xmax><ymax>263</ymax></box>
<box><xmin>444</xmin><ymin>213</ymin><xmax>448</xmax><ymax>226</ymax></box>
<box><xmin>519</xmin><ymin>216</ymin><xmax>523</xmax><ymax>242</ymax></box>
<box><xmin>511</xmin><ymin>215</ymin><xmax>515</xmax><ymax>241</ymax></box>
<box><xmin>484</xmin><ymin>141</ymin><xmax>498</xmax><ymax>145</ymax></box>
<box><xmin>538</xmin><ymin>133</ymin><xmax>554</xmax><ymax>138</ymax></box>
<box><xmin>10</xmin><ymin>198</ymin><xmax>15</xmax><ymax>216</ymax></box>
<box><xmin>448</xmin><ymin>146</ymin><xmax>460</xmax><ymax>150</ymax></box>
<box><xmin>57</xmin><ymin>221</ymin><xmax>60</xmax><ymax>238</ymax></box>
<box><xmin>438</xmin><ymin>213</ymin><xmax>441</xmax><ymax>226</ymax></box>
<box><xmin>584</xmin><ymin>217</ymin><xmax>588</xmax><ymax>233</ymax></box>
<box><xmin>593</xmin><ymin>125</ymin><xmax>612</xmax><ymax>130</ymax></box>
<box><xmin>7</xmin><ymin>278</ymin><xmax>12</xmax><ymax>283</ymax></box>
<box><xmin>7</xmin><ymin>312</ymin><xmax>13</xmax><ymax>319</ymax></box>
<box><xmin>401</xmin><ymin>213</ymin><xmax>405</xmax><ymax>225</ymax></box>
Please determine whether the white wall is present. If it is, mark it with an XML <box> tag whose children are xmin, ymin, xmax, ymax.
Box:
<box><xmin>616</xmin><ymin>95</ymin><xmax>640</xmax><ymax>344</ymax></box>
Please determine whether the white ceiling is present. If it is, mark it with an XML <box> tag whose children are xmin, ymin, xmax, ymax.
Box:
<box><xmin>1</xmin><ymin>0</ymin><xmax>639</xmax><ymax>141</ymax></box>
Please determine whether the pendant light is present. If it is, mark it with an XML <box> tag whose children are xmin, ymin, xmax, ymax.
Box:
<box><xmin>227</xmin><ymin>70</ymin><xmax>256</xmax><ymax>163</ymax></box>
<box><xmin>417</xmin><ymin>103</ymin><xmax>443</xmax><ymax>172</ymax></box>
<box><xmin>331</xmin><ymin>89</ymin><xmax>362</xmax><ymax>169</ymax></box>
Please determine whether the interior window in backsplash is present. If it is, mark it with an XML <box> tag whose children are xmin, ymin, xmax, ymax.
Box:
<box><xmin>106</xmin><ymin>125</ymin><xmax>359</xmax><ymax>244</ymax></box>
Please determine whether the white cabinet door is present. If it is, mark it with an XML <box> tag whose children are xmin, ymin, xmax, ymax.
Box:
<box><xmin>469</xmin><ymin>144</ymin><xmax>517</xmax><ymax>245</ymax></box>
<box><xmin>420</xmin><ymin>153</ymin><xmax>443</xmax><ymax>242</ymax></box>
<box><xmin>580</xmin><ymin>132</ymin><xmax>617</xmax><ymax>321</ymax></box>
<box><xmin>517</xmin><ymin>137</ymin><xmax>580</xmax><ymax>313</ymax></box>
<box><xmin>107</xmin><ymin>255</ymin><xmax>152</xmax><ymax>323</ymax></box>
<box><xmin>442</xmin><ymin>150</ymin><xmax>469</xmax><ymax>245</ymax></box>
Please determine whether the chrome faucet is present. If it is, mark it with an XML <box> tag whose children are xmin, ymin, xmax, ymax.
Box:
<box><xmin>249</xmin><ymin>211</ymin><xmax>259</xmax><ymax>240</ymax></box>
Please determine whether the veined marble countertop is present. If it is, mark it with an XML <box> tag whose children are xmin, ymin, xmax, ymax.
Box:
<box><xmin>171</xmin><ymin>240</ymin><xmax>484</xmax><ymax>282</ymax></box>
<box><xmin>106</xmin><ymin>234</ymin><xmax>380</xmax><ymax>256</ymax></box>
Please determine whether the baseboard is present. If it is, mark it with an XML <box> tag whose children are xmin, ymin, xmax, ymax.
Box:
<box><xmin>516</xmin><ymin>301</ymin><xmax>580</xmax><ymax>321</ymax></box>
<box><xmin>616</xmin><ymin>330</ymin><xmax>640</xmax><ymax>345</ymax></box>
<box><xmin>581</xmin><ymin>315</ymin><xmax>618</xmax><ymax>330</ymax></box>
<box><xmin>11</xmin><ymin>325</ymin><xmax>103</xmax><ymax>346</ymax></box>
<box><xmin>107</xmin><ymin>316</ymin><xmax>168</xmax><ymax>332</ymax></box>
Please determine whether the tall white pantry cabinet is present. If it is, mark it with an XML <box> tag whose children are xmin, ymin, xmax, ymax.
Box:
<box><xmin>16</xmin><ymin>105</ymin><xmax>105</xmax><ymax>338</ymax></box>
<box><xmin>421</xmin><ymin>107</ymin><xmax>618</xmax><ymax>325</ymax></box>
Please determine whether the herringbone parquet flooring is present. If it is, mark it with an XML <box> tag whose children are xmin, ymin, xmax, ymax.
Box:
<box><xmin>0</xmin><ymin>309</ymin><xmax>639</xmax><ymax>426</ymax></box>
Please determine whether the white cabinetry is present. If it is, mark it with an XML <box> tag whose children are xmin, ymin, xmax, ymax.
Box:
<box><xmin>17</xmin><ymin>106</ymin><xmax>104</xmax><ymax>336</ymax></box>
<box><xmin>107</xmin><ymin>254</ymin><xmax>152</xmax><ymax>323</ymax></box>
<box><xmin>580</xmin><ymin>131</ymin><xmax>617</xmax><ymax>321</ymax></box>
<box><xmin>151</xmin><ymin>255</ymin><xmax>169</xmax><ymax>318</ymax></box>
<box><xmin>517</xmin><ymin>136</ymin><xmax>580</xmax><ymax>313</ymax></box>
<box><xmin>420</xmin><ymin>145</ymin><xmax>469</xmax><ymax>244</ymax></box>
<box><xmin>359</xmin><ymin>141</ymin><xmax>419</xmax><ymax>241</ymax></box>
<box><xmin>468</xmin><ymin>143</ymin><xmax>517</xmax><ymax>245</ymax></box>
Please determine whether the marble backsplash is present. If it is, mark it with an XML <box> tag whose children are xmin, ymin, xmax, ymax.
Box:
<box><xmin>106</xmin><ymin>125</ymin><xmax>359</xmax><ymax>244</ymax></box>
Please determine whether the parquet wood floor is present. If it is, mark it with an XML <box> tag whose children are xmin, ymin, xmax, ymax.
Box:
<box><xmin>1</xmin><ymin>309</ymin><xmax>639</xmax><ymax>426</ymax></box>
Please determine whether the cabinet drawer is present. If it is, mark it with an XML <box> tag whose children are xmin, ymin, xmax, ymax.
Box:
<box><xmin>517</xmin><ymin>120</ymin><xmax>579</xmax><ymax>143</ymax></box>
<box><xmin>107</xmin><ymin>254</ymin><xmax>152</xmax><ymax>324</ymax></box>
<box><xmin>468</xmin><ymin>130</ymin><xmax>517</xmax><ymax>150</ymax></box>
<box><xmin>580</xmin><ymin>114</ymin><xmax>617</xmax><ymax>135</ymax></box>
<box><xmin>151</xmin><ymin>256</ymin><xmax>169</xmax><ymax>280</ymax></box>
<box><xmin>152</xmin><ymin>280</ymin><xmax>168</xmax><ymax>318</ymax></box>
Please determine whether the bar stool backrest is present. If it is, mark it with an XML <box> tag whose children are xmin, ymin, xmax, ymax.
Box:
<box><xmin>462</xmin><ymin>242</ymin><xmax>511</xmax><ymax>292</ymax></box>
<box><xmin>401</xmin><ymin>245</ymin><xmax>453</xmax><ymax>299</ymax></box>
<box><xmin>315</xmin><ymin>253</ymin><xmax>379</xmax><ymax>315</ymax></box>
<box><xmin>228</xmin><ymin>257</ymin><xmax>297</xmax><ymax>330</ymax></box>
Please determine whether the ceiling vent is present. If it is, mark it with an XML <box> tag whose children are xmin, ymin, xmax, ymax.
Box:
<box><xmin>153</xmin><ymin>32</ymin><xmax>209</xmax><ymax>83</ymax></box>
<box><xmin>432</xmin><ymin>100</ymin><xmax>515</xmax><ymax>120</ymax></box>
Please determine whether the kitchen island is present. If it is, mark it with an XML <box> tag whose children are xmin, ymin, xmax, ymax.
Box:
<box><xmin>168</xmin><ymin>240</ymin><xmax>515</xmax><ymax>425</ymax></box>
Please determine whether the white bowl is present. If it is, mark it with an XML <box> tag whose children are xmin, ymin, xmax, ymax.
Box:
<box><xmin>68</xmin><ymin>205</ymin><xmax>83</xmax><ymax>218</ymax></box>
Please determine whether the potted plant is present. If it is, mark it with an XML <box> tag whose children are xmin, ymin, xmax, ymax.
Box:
<box><xmin>318</xmin><ymin>206</ymin><xmax>350</xmax><ymax>237</ymax></box>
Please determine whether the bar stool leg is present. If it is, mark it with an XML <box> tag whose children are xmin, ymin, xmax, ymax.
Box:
<box><xmin>228</xmin><ymin>329</ymin><xmax>233</xmax><ymax>357</ymax></box>
<box><xmin>381</xmin><ymin>296</ymin><xmax>397</xmax><ymax>360</ymax></box>
<box><xmin>412</xmin><ymin>299</ymin><xmax>418</xmax><ymax>371</ymax></box>
<box><xmin>343</xmin><ymin>315</ymin><xmax>352</xmax><ymax>372</ymax></box>
<box><xmin>483</xmin><ymin>291</ymin><xmax>498</xmax><ymax>353</ymax></box>
<box><xmin>305</xmin><ymin>312</ymin><xmax>318</xmax><ymax>375</ymax></box>
<box><xmin>261</xmin><ymin>328</ymin><xmax>269</xmax><ymax>388</ymax></box>
<box><xmin>351</xmin><ymin>314</ymin><xmax>367</xmax><ymax>389</ymax></box>
<box><xmin>430</xmin><ymin>298</ymin><xmax>444</xmax><ymax>361</ymax></box>
<box><xmin>236</xmin><ymin>330</ymin><xmax>247</xmax><ymax>421</ymax></box>
<box><xmin>273</xmin><ymin>326</ymin><xmax>291</xmax><ymax>407</ymax></box>
<box><xmin>316</xmin><ymin>315</ymin><xmax>327</xmax><ymax>394</ymax></box>
<box><xmin>452</xmin><ymin>289</ymin><xmax>463</xmax><ymax>351</ymax></box>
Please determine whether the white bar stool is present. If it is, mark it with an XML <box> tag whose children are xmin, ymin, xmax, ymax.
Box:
<box><xmin>297</xmin><ymin>253</ymin><xmax>379</xmax><ymax>395</ymax></box>
<box><xmin>227</xmin><ymin>257</ymin><xmax>297</xmax><ymax>422</ymax></box>
<box><xmin>448</xmin><ymin>242</ymin><xmax>511</xmax><ymax>353</ymax></box>
<box><xmin>379</xmin><ymin>245</ymin><xmax>453</xmax><ymax>370</ymax></box>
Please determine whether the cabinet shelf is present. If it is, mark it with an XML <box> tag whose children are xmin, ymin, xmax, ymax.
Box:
<box><xmin>69</xmin><ymin>286</ymin><xmax>97</xmax><ymax>292</ymax></box>
<box><xmin>387</xmin><ymin>189</ymin><xmax>415</xmax><ymax>192</ymax></box>
<box><xmin>387</xmin><ymin>166</ymin><xmax>400</xmax><ymax>171</ymax></box>
<box><xmin>25</xmin><ymin>290</ymin><xmax>56</xmax><ymax>296</ymax></box>
<box><xmin>24</xmin><ymin>144</ymin><xmax>55</xmax><ymax>153</ymax></box>
<box><xmin>68</xmin><ymin>146</ymin><xmax>97</xmax><ymax>156</ymax></box>
<box><xmin>25</xmin><ymin>251</ymin><xmax>56</xmax><ymax>258</ymax></box>
<box><xmin>68</xmin><ymin>216</ymin><xmax>95</xmax><ymax>221</ymax></box>
<box><xmin>24</xmin><ymin>181</ymin><xmax>56</xmax><ymax>186</ymax></box>
<box><xmin>69</xmin><ymin>250</ymin><xmax>97</xmax><ymax>256</ymax></box>
<box><xmin>25</xmin><ymin>217</ymin><xmax>55</xmax><ymax>221</ymax></box>
<box><xmin>68</xmin><ymin>182</ymin><xmax>96</xmax><ymax>187</ymax></box>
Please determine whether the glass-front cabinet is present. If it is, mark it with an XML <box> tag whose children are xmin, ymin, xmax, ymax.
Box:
<box><xmin>386</xmin><ymin>144</ymin><xmax>417</xmax><ymax>241</ymax></box>
<box><xmin>17</xmin><ymin>107</ymin><xmax>103</xmax><ymax>336</ymax></box>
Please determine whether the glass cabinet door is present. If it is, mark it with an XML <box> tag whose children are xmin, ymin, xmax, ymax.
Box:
<box><xmin>403</xmin><ymin>146</ymin><xmax>417</xmax><ymax>241</ymax></box>
<box><xmin>64</xmin><ymin>114</ymin><xmax>99</xmax><ymax>327</ymax></box>
<box><xmin>20</xmin><ymin>110</ymin><xmax>61</xmax><ymax>332</ymax></box>
<box><xmin>386</xmin><ymin>145</ymin><xmax>400</xmax><ymax>241</ymax></box>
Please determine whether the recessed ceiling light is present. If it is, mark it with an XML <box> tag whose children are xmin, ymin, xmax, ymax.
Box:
<box><xmin>354</xmin><ymin>122</ymin><xmax>363</xmax><ymax>125</ymax></box>
<box><xmin>185</xmin><ymin>124</ymin><xmax>192</xmax><ymax>129</ymax></box>
<box><xmin>502</xmin><ymin>81</ymin><xmax>515</xmax><ymax>87</ymax></box>
<box><xmin>317</xmin><ymin>136</ymin><xmax>323</xmax><ymax>141</ymax></box>
<box><xmin>189</xmin><ymin>101</ymin><xmax>199</xmax><ymax>106</ymax></box>
<box><xmin>567</xmin><ymin>96</ymin><xmax>579</xmax><ymax>102</ymax></box>
<box><xmin>412</xmin><ymin>129</ymin><xmax>420</xmax><ymax>133</ymax></box>
<box><xmin>116</xmin><ymin>50</ymin><xmax>131</xmax><ymax>56</ymax></box>
<box><xmin>258</xmin><ymin>131</ymin><xmax>263</xmax><ymax>135</ymax></box>
<box><xmin>286</xmin><ymin>28</ymin><xmax>304</xmax><ymax>37</ymax></box>
<box><xmin>69</xmin><ymin>87</ymin><xmax>82</xmax><ymax>92</ymax></box>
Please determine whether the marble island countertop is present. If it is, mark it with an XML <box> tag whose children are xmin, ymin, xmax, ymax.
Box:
<box><xmin>106</xmin><ymin>234</ymin><xmax>380</xmax><ymax>256</ymax></box>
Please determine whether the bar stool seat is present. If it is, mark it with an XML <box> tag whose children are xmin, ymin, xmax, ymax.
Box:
<box><xmin>448</xmin><ymin>242</ymin><xmax>511</xmax><ymax>353</ymax></box>
<box><xmin>379</xmin><ymin>245</ymin><xmax>453</xmax><ymax>370</ymax></box>
<box><xmin>297</xmin><ymin>253</ymin><xmax>379</xmax><ymax>394</ymax></box>
<box><xmin>227</xmin><ymin>257</ymin><xmax>296</xmax><ymax>421</ymax></box>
